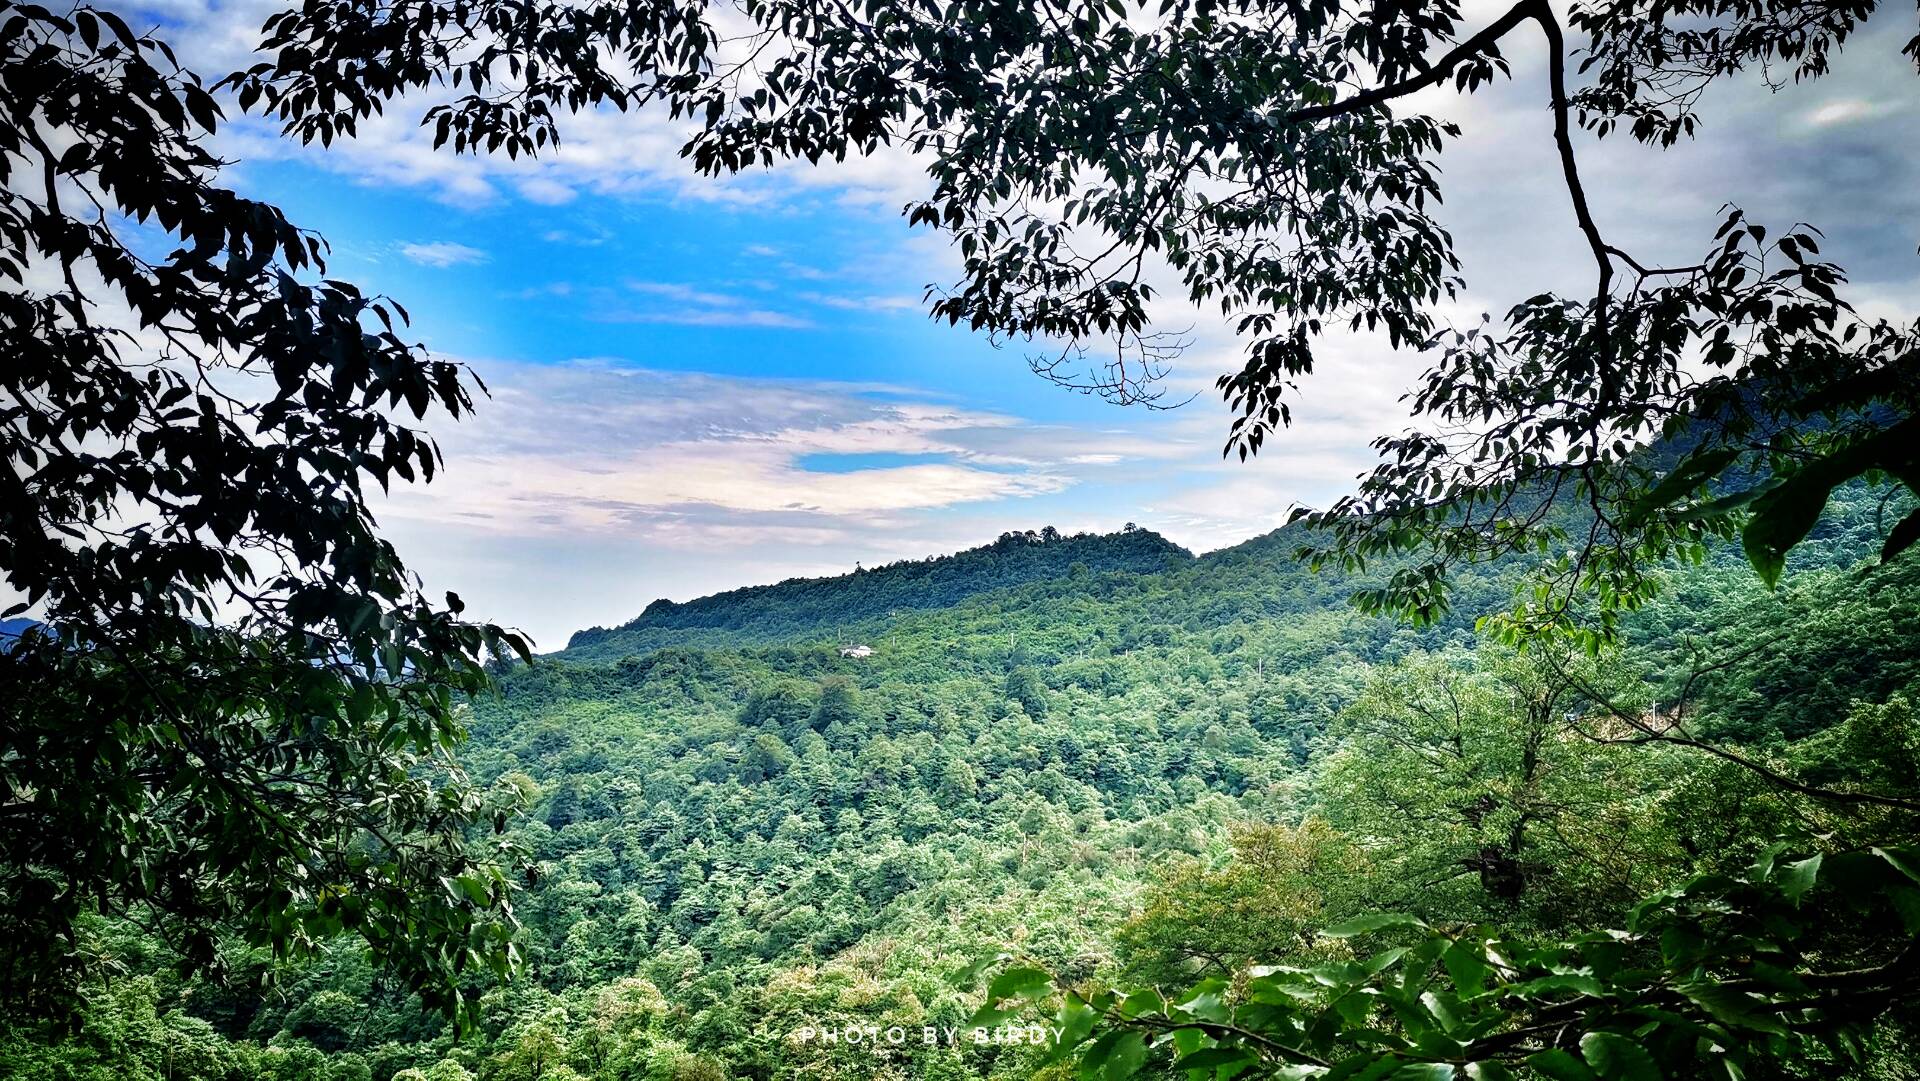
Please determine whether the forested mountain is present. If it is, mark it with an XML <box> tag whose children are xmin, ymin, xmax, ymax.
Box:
<box><xmin>563</xmin><ymin>528</ymin><xmax>1193</xmax><ymax>659</ymax></box>
<box><xmin>13</xmin><ymin>491</ymin><xmax>1916</xmax><ymax>1081</ymax></box>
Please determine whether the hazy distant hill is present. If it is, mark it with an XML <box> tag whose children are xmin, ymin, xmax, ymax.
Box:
<box><xmin>561</xmin><ymin>526</ymin><xmax>1194</xmax><ymax>659</ymax></box>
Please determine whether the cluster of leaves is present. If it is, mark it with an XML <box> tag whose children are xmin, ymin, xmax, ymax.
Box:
<box><xmin>993</xmin><ymin>844</ymin><xmax>1920</xmax><ymax>1080</ymax></box>
<box><xmin>1</xmin><ymin>0</ymin><xmax>528</xmax><ymax>1021</ymax></box>
<box><xmin>1569</xmin><ymin>0</ymin><xmax>1909</xmax><ymax>146</ymax></box>
<box><xmin>1299</xmin><ymin>211</ymin><xmax>1920</xmax><ymax>646</ymax></box>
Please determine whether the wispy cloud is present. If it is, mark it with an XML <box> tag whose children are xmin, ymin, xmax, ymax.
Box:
<box><xmin>1802</xmin><ymin>98</ymin><xmax>1902</xmax><ymax>128</ymax></box>
<box><xmin>399</xmin><ymin>241</ymin><xmax>489</xmax><ymax>267</ymax></box>
<box><xmin>626</xmin><ymin>280</ymin><xmax>748</xmax><ymax>308</ymax></box>
<box><xmin>600</xmin><ymin>280</ymin><xmax>816</xmax><ymax>328</ymax></box>
<box><xmin>795</xmin><ymin>290</ymin><xmax>920</xmax><ymax>313</ymax></box>
<box><xmin>541</xmin><ymin>225</ymin><xmax>612</xmax><ymax>246</ymax></box>
<box><xmin>608</xmin><ymin>308</ymin><xmax>817</xmax><ymax>329</ymax></box>
<box><xmin>383</xmin><ymin>360</ymin><xmax>1180</xmax><ymax>540</ymax></box>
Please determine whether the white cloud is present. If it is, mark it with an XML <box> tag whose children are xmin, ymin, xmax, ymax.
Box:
<box><xmin>796</xmin><ymin>290</ymin><xmax>920</xmax><ymax>313</ymax></box>
<box><xmin>352</xmin><ymin>359</ymin><xmax>1217</xmax><ymax>643</ymax></box>
<box><xmin>1803</xmin><ymin>99</ymin><xmax>1902</xmax><ymax>128</ymax></box>
<box><xmin>609</xmin><ymin>308</ymin><xmax>816</xmax><ymax>329</ymax></box>
<box><xmin>380</xmin><ymin>361</ymin><xmax>1167</xmax><ymax>537</ymax></box>
<box><xmin>626</xmin><ymin>281</ymin><xmax>745</xmax><ymax>307</ymax></box>
<box><xmin>515</xmin><ymin>176</ymin><xmax>580</xmax><ymax>204</ymax></box>
<box><xmin>399</xmin><ymin>241</ymin><xmax>489</xmax><ymax>268</ymax></box>
<box><xmin>605</xmin><ymin>281</ymin><xmax>815</xmax><ymax>327</ymax></box>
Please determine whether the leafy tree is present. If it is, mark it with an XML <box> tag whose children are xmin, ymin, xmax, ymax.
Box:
<box><xmin>1114</xmin><ymin>820</ymin><xmax>1365</xmax><ymax>987</ymax></box>
<box><xmin>547</xmin><ymin>779</ymin><xmax>585</xmax><ymax>829</ymax></box>
<box><xmin>0</xmin><ymin>0</ymin><xmax>527</xmax><ymax>1021</ymax></box>
<box><xmin>1320</xmin><ymin>648</ymin><xmax>1674</xmax><ymax>925</ymax></box>
<box><xmin>740</xmin><ymin>733</ymin><xmax>796</xmax><ymax>783</ymax></box>
<box><xmin>741</xmin><ymin>681</ymin><xmax>818</xmax><ymax>741</ymax></box>
<box><xmin>1005</xmin><ymin>666</ymin><xmax>1051</xmax><ymax>720</ymax></box>
<box><xmin>809</xmin><ymin>678</ymin><xmax>863</xmax><ymax>733</ymax></box>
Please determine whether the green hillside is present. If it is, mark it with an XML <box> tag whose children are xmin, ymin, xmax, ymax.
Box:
<box><xmin>9</xmin><ymin>497</ymin><xmax>1917</xmax><ymax>1081</ymax></box>
<box><xmin>562</xmin><ymin>528</ymin><xmax>1195</xmax><ymax>660</ymax></box>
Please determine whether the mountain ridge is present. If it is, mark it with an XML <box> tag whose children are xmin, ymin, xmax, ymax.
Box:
<box><xmin>560</xmin><ymin>526</ymin><xmax>1195</xmax><ymax>660</ymax></box>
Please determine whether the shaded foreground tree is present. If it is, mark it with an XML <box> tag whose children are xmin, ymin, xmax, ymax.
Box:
<box><xmin>232</xmin><ymin>0</ymin><xmax>1920</xmax><ymax>641</ymax></box>
<box><xmin>0</xmin><ymin>0</ymin><xmax>528</xmax><ymax>1022</ymax></box>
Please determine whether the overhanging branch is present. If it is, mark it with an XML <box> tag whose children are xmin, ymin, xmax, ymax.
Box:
<box><xmin>1284</xmin><ymin>0</ymin><xmax>1536</xmax><ymax>124</ymax></box>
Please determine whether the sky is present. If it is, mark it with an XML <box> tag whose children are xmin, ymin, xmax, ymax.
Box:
<box><xmin>113</xmin><ymin>0</ymin><xmax>1920</xmax><ymax>649</ymax></box>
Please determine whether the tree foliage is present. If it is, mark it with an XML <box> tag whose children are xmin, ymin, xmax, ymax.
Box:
<box><xmin>0</xmin><ymin>0</ymin><xmax>528</xmax><ymax>1021</ymax></box>
<box><xmin>1012</xmin><ymin>844</ymin><xmax>1920</xmax><ymax>1081</ymax></box>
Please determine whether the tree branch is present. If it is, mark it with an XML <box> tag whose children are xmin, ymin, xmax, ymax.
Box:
<box><xmin>1283</xmin><ymin>0</ymin><xmax>1536</xmax><ymax>124</ymax></box>
<box><xmin>1532</xmin><ymin>1</ymin><xmax>1612</xmax><ymax>308</ymax></box>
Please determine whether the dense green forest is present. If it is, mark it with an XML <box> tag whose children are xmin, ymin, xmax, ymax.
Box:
<box><xmin>7</xmin><ymin>480</ymin><xmax>1915</xmax><ymax>1081</ymax></box>
<box><xmin>11</xmin><ymin>0</ymin><xmax>1920</xmax><ymax>1074</ymax></box>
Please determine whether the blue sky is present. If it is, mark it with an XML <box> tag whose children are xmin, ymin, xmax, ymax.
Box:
<box><xmin>118</xmin><ymin>0</ymin><xmax>1920</xmax><ymax>648</ymax></box>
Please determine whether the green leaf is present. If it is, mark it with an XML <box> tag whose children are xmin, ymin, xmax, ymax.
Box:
<box><xmin>1176</xmin><ymin>984</ymin><xmax>1231</xmax><ymax>1022</ymax></box>
<box><xmin>1080</xmin><ymin>1031</ymin><xmax>1126</xmax><ymax>1080</ymax></box>
<box><xmin>1173</xmin><ymin>1047</ymin><xmax>1256</xmax><ymax>1072</ymax></box>
<box><xmin>1324</xmin><ymin>913</ymin><xmax>1429</xmax><ymax>938</ymax></box>
<box><xmin>1777</xmin><ymin>854</ymin><xmax>1822</xmax><ymax>902</ymax></box>
<box><xmin>1580</xmin><ymin>1032</ymin><xmax>1661</xmax><ymax>1081</ymax></box>
<box><xmin>453</xmin><ymin>875</ymin><xmax>491</xmax><ymax>905</ymax></box>
<box><xmin>1364</xmin><ymin>947</ymin><xmax>1411</xmax><ymax>976</ymax></box>
<box><xmin>1441</xmin><ymin>938</ymin><xmax>1488</xmax><ymax>996</ymax></box>
<box><xmin>1678</xmin><ymin>982</ymin><xmax>1788</xmax><ymax>1036</ymax></box>
<box><xmin>1505</xmin><ymin>973</ymin><xmax>1604</xmax><ymax>999</ymax></box>
<box><xmin>1873</xmin><ymin>846</ymin><xmax>1920</xmax><ymax>885</ymax></box>
<box><xmin>988</xmin><ymin>965</ymin><xmax>1054</xmax><ymax>1004</ymax></box>
<box><xmin>1880</xmin><ymin>507</ymin><xmax>1920</xmax><ymax>562</ymax></box>
<box><xmin>1628</xmin><ymin>447</ymin><xmax>1742</xmax><ymax>525</ymax></box>
<box><xmin>1105</xmin><ymin>1031</ymin><xmax>1148</xmax><ymax>1081</ymax></box>
<box><xmin>1889</xmin><ymin>885</ymin><xmax>1920</xmax><ymax>933</ymax></box>
<box><xmin>1329</xmin><ymin>1056</ymin><xmax>1411</xmax><ymax>1081</ymax></box>
<box><xmin>1749</xmin><ymin>843</ymin><xmax>1790</xmax><ymax>881</ymax></box>
<box><xmin>1743</xmin><ymin>463</ymin><xmax>1842</xmax><ymax>587</ymax></box>
<box><xmin>1527</xmin><ymin>1049</ymin><xmax>1599</xmax><ymax>1081</ymax></box>
<box><xmin>1392</xmin><ymin>1064</ymin><xmax>1455</xmax><ymax>1081</ymax></box>
<box><xmin>1057</xmin><ymin>999</ymin><xmax>1099</xmax><ymax>1047</ymax></box>
<box><xmin>948</xmin><ymin>951</ymin><xmax>1011</xmax><ymax>987</ymax></box>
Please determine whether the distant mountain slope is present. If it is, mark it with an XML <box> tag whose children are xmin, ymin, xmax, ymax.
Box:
<box><xmin>561</xmin><ymin>526</ymin><xmax>1194</xmax><ymax>659</ymax></box>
